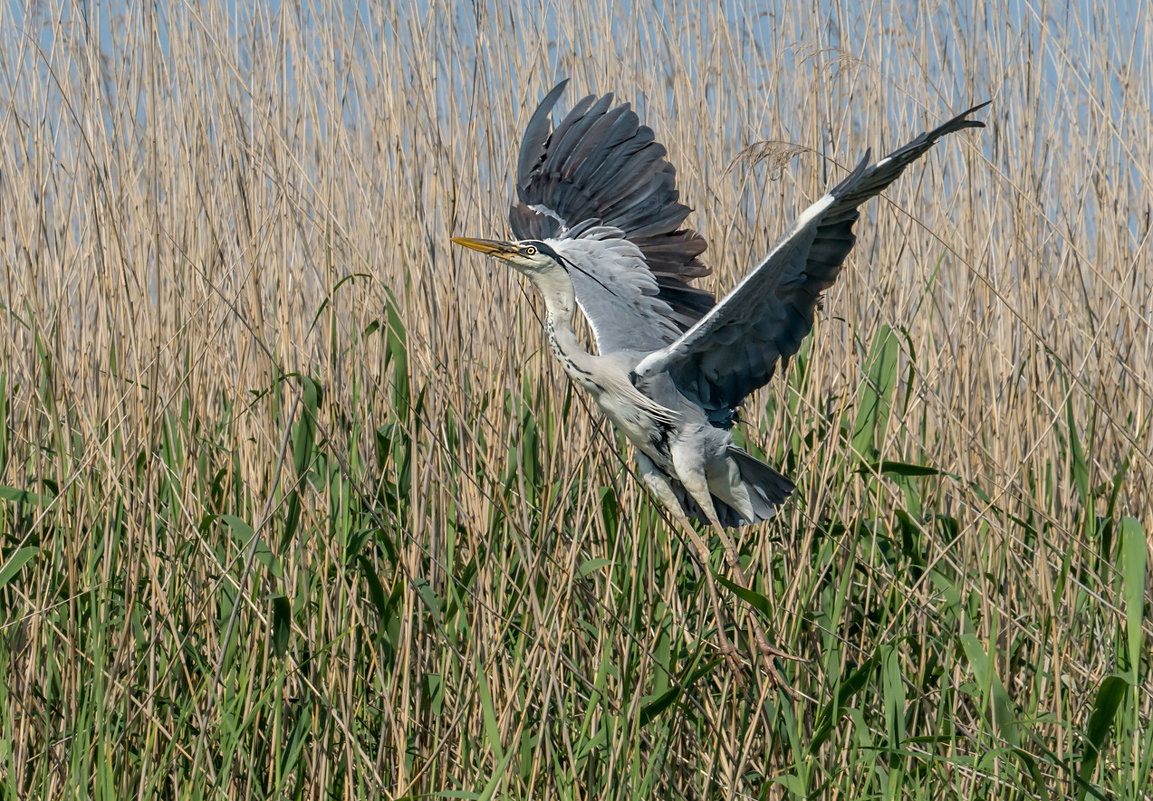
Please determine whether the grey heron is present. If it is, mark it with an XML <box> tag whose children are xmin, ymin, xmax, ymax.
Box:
<box><xmin>454</xmin><ymin>81</ymin><xmax>986</xmax><ymax>681</ymax></box>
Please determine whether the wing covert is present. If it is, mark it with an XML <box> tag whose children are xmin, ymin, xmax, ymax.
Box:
<box><xmin>551</xmin><ymin>229</ymin><xmax>686</xmax><ymax>354</ymax></box>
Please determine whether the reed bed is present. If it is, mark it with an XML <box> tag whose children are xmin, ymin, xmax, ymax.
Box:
<box><xmin>1</xmin><ymin>0</ymin><xmax>1150</xmax><ymax>797</ymax></box>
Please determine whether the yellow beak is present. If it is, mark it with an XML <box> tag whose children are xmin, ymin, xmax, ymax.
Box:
<box><xmin>451</xmin><ymin>237</ymin><xmax>517</xmax><ymax>257</ymax></box>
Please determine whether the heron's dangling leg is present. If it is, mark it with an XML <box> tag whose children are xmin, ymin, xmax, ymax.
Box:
<box><xmin>715</xmin><ymin>521</ymin><xmax>807</xmax><ymax>687</ymax></box>
<box><xmin>679</xmin><ymin>519</ymin><xmax>747</xmax><ymax>679</ymax></box>
<box><xmin>636</xmin><ymin>455</ymin><xmax>746</xmax><ymax>679</ymax></box>
<box><xmin>670</xmin><ymin>445</ymin><xmax>801</xmax><ymax>692</ymax></box>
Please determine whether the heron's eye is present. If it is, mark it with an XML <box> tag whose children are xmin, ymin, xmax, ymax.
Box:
<box><xmin>523</xmin><ymin>246</ymin><xmax>537</xmax><ymax>256</ymax></box>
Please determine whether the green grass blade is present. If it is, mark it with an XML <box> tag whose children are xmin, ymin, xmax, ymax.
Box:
<box><xmin>284</xmin><ymin>375</ymin><xmax>320</xmax><ymax>549</ymax></box>
<box><xmin>856</xmin><ymin>460</ymin><xmax>953</xmax><ymax>478</ymax></box>
<box><xmin>1119</xmin><ymin>517</ymin><xmax>1147</xmax><ymax>680</ymax></box>
<box><xmin>810</xmin><ymin>651</ymin><xmax>879</xmax><ymax>752</ymax></box>
<box><xmin>1063</xmin><ymin>391</ymin><xmax>1090</xmax><ymax>504</ymax></box>
<box><xmin>221</xmin><ymin>514</ymin><xmax>281</xmax><ymax>577</ymax></box>
<box><xmin>851</xmin><ymin>324</ymin><xmax>899</xmax><ymax>463</ymax></box>
<box><xmin>959</xmin><ymin>632</ymin><xmax>1022</xmax><ymax>748</ymax></box>
<box><xmin>1076</xmin><ymin>675</ymin><xmax>1127</xmax><ymax>800</ymax></box>
<box><xmin>269</xmin><ymin>594</ymin><xmax>291</xmax><ymax>658</ymax></box>
<box><xmin>713</xmin><ymin>571</ymin><xmax>773</xmax><ymax>618</ymax></box>
<box><xmin>0</xmin><ymin>546</ymin><xmax>38</xmax><ymax>589</ymax></box>
<box><xmin>0</xmin><ymin>486</ymin><xmax>41</xmax><ymax>505</ymax></box>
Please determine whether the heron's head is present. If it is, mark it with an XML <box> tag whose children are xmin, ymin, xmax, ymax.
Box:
<box><xmin>451</xmin><ymin>237</ymin><xmax>562</xmax><ymax>275</ymax></box>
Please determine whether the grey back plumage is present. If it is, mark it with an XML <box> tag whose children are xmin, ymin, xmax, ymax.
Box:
<box><xmin>634</xmin><ymin>102</ymin><xmax>990</xmax><ymax>427</ymax></box>
<box><xmin>509</xmin><ymin>81</ymin><xmax>715</xmax><ymax>354</ymax></box>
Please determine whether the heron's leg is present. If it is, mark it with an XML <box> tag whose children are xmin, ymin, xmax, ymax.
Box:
<box><xmin>679</xmin><ymin>519</ymin><xmax>747</xmax><ymax>678</ymax></box>
<box><xmin>671</xmin><ymin>447</ymin><xmax>800</xmax><ymax>691</ymax></box>
<box><xmin>709</xmin><ymin>527</ymin><xmax>804</xmax><ymax>663</ymax></box>
<box><xmin>637</xmin><ymin>456</ymin><xmax>745</xmax><ymax>678</ymax></box>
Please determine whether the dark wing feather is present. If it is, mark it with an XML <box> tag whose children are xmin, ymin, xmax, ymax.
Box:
<box><xmin>634</xmin><ymin>102</ymin><xmax>989</xmax><ymax>427</ymax></box>
<box><xmin>516</xmin><ymin>82</ymin><xmax>568</xmax><ymax>190</ymax></box>
<box><xmin>510</xmin><ymin>82</ymin><xmax>715</xmax><ymax>346</ymax></box>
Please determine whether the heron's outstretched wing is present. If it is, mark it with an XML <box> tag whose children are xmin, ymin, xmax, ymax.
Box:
<box><xmin>510</xmin><ymin>81</ymin><xmax>715</xmax><ymax>354</ymax></box>
<box><xmin>634</xmin><ymin>102</ymin><xmax>989</xmax><ymax>427</ymax></box>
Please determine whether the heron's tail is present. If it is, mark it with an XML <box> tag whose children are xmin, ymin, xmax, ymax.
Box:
<box><xmin>726</xmin><ymin>446</ymin><xmax>795</xmax><ymax>524</ymax></box>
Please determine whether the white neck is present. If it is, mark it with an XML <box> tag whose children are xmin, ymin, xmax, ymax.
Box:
<box><xmin>528</xmin><ymin>268</ymin><xmax>600</xmax><ymax>390</ymax></box>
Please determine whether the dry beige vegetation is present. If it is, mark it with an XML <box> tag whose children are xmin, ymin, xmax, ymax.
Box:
<box><xmin>0</xmin><ymin>0</ymin><xmax>1150</xmax><ymax>798</ymax></box>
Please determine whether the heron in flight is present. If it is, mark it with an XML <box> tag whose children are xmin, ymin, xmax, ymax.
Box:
<box><xmin>455</xmin><ymin>81</ymin><xmax>986</xmax><ymax>679</ymax></box>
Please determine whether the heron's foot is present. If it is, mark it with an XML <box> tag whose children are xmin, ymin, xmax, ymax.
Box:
<box><xmin>752</xmin><ymin>636</ymin><xmax>807</xmax><ymax>698</ymax></box>
<box><xmin>718</xmin><ymin>639</ymin><xmax>747</xmax><ymax>685</ymax></box>
<box><xmin>755</xmin><ymin>639</ymin><xmax>808</xmax><ymax>663</ymax></box>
